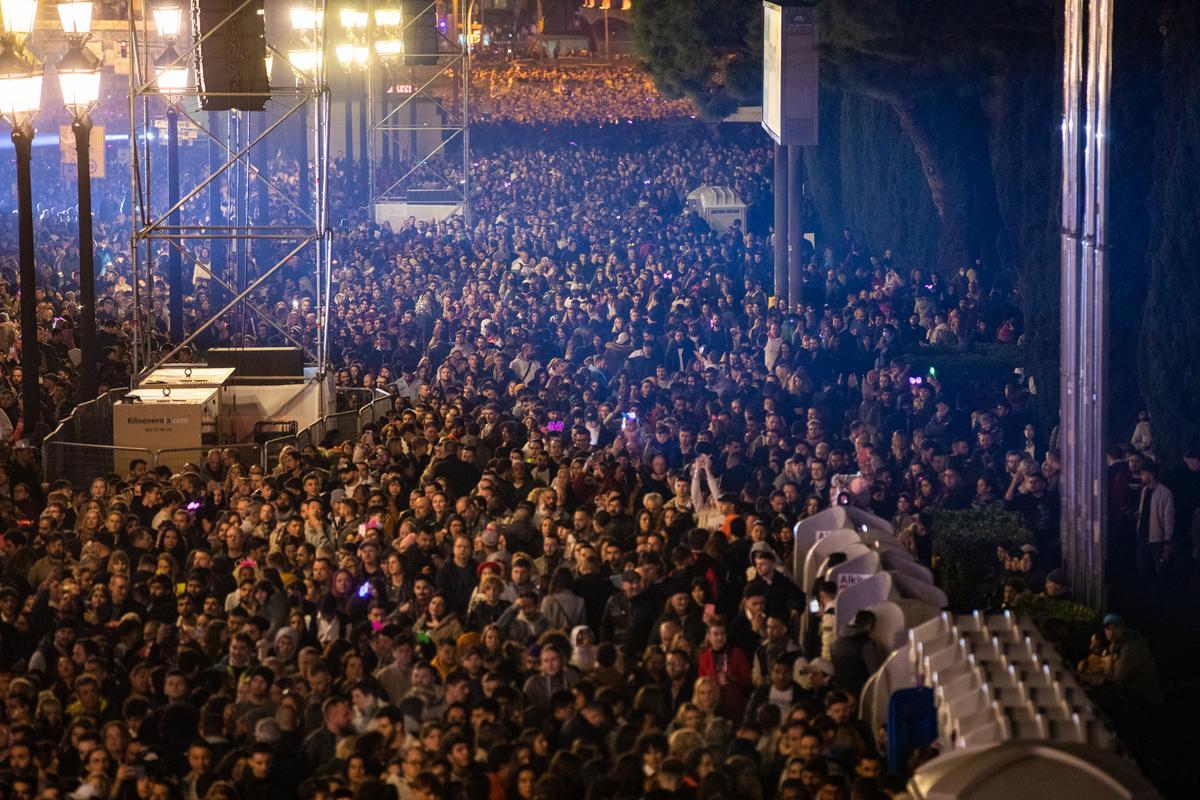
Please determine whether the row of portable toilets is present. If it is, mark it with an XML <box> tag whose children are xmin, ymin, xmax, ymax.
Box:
<box><xmin>792</xmin><ymin>503</ymin><xmax>1159</xmax><ymax>798</ymax></box>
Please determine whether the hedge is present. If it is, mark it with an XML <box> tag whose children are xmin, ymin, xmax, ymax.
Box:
<box><xmin>928</xmin><ymin>506</ymin><xmax>1033</xmax><ymax>612</ymax></box>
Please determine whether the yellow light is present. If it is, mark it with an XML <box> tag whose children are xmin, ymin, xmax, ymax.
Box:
<box><xmin>339</xmin><ymin>7</ymin><xmax>367</xmax><ymax>29</ymax></box>
<box><xmin>151</xmin><ymin>0</ymin><xmax>183</xmax><ymax>40</ymax></box>
<box><xmin>57</xmin><ymin>0</ymin><xmax>94</xmax><ymax>36</ymax></box>
<box><xmin>374</xmin><ymin>8</ymin><xmax>400</xmax><ymax>27</ymax></box>
<box><xmin>289</xmin><ymin>7</ymin><xmax>323</xmax><ymax>31</ymax></box>
<box><xmin>0</xmin><ymin>48</ymin><xmax>43</xmax><ymax>122</ymax></box>
<box><xmin>57</xmin><ymin>41</ymin><xmax>100</xmax><ymax>117</ymax></box>
<box><xmin>0</xmin><ymin>0</ymin><xmax>39</xmax><ymax>37</ymax></box>
<box><xmin>289</xmin><ymin>47</ymin><xmax>319</xmax><ymax>75</ymax></box>
<box><xmin>374</xmin><ymin>38</ymin><xmax>402</xmax><ymax>57</ymax></box>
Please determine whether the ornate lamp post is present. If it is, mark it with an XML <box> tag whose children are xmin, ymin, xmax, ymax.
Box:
<box><xmin>0</xmin><ymin>0</ymin><xmax>44</xmax><ymax>437</ymax></box>
<box><xmin>338</xmin><ymin>8</ymin><xmax>367</xmax><ymax>198</ymax></box>
<box><xmin>290</xmin><ymin>7</ymin><xmax>322</xmax><ymax>214</ymax></box>
<box><xmin>56</xmin><ymin>0</ymin><xmax>102</xmax><ymax>399</ymax></box>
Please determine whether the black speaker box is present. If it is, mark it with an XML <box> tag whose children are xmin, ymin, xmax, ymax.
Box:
<box><xmin>190</xmin><ymin>0</ymin><xmax>269</xmax><ymax>111</ymax></box>
<box><xmin>206</xmin><ymin>347</ymin><xmax>304</xmax><ymax>377</ymax></box>
<box><xmin>401</xmin><ymin>0</ymin><xmax>440</xmax><ymax>66</ymax></box>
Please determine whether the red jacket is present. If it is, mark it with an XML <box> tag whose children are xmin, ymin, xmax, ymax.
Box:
<box><xmin>697</xmin><ymin>644</ymin><xmax>753</xmax><ymax>720</ymax></box>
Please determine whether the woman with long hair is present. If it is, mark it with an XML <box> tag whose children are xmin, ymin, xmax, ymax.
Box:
<box><xmin>539</xmin><ymin>567</ymin><xmax>586</xmax><ymax>632</ymax></box>
<box><xmin>74</xmin><ymin>506</ymin><xmax>104</xmax><ymax>540</ymax></box>
<box><xmin>414</xmin><ymin>593</ymin><xmax>464</xmax><ymax>643</ymax></box>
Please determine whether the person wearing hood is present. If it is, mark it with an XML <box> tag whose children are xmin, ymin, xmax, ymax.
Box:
<box><xmin>569</xmin><ymin>625</ymin><xmax>598</xmax><ymax>673</ymax></box>
<box><xmin>270</xmin><ymin>626</ymin><xmax>300</xmax><ymax>676</ymax></box>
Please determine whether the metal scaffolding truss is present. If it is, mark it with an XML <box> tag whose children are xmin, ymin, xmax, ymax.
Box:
<box><xmin>127</xmin><ymin>0</ymin><xmax>332</xmax><ymax>383</ymax></box>
<box><xmin>367</xmin><ymin>0</ymin><xmax>470</xmax><ymax>223</ymax></box>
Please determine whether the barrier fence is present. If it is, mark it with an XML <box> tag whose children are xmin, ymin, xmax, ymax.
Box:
<box><xmin>263</xmin><ymin>388</ymin><xmax>394</xmax><ymax>470</ymax></box>
<box><xmin>44</xmin><ymin>386</ymin><xmax>396</xmax><ymax>483</ymax></box>
<box><xmin>153</xmin><ymin>444</ymin><xmax>264</xmax><ymax>476</ymax></box>
<box><xmin>43</xmin><ymin>443</ymin><xmax>155</xmax><ymax>487</ymax></box>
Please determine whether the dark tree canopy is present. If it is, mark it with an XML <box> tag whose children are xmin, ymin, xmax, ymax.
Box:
<box><xmin>633</xmin><ymin>0</ymin><xmax>762</xmax><ymax>118</ymax></box>
<box><xmin>1139</xmin><ymin>0</ymin><xmax>1200</xmax><ymax>458</ymax></box>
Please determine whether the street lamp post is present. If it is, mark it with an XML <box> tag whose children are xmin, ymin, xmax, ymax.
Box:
<box><xmin>290</xmin><ymin>8</ymin><xmax>323</xmax><ymax>216</ymax></box>
<box><xmin>0</xmin><ymin>0</ymin><xmax>44</xmax><ymax>438</ymax></box>
<box><xmin>376</xmin><ymin>7</ymin><xmax>402</xmax><ymax>181</ymax></box>
<box><xmin>258</xmin><ymin>52</ymin><xmax>272</xmax><ymax>230</ymax></box>
<box><xmin>56</xmin><ymin>0</ymin><xmax>102</xmax><ymax>400</ymax></box>
<box><xmin>344</xmin><ymin>66</ymin><xmax>353</xmax><ymax>168</ymax></box>
<box><xmin>152</xmin><ymin>1</ymin><xmax>186</xmax><ymax>343</ymax></box>
<box><xmin>336</xmin><ymin>41</ymin><xmax>365</xmax><ymax>205</ymax></box>
<box><xmin>358</xmin><ymin>49</ymin><xmax>367</xmax><ymax>199</ymax></box>
<box><xmin>339</xmin><ymin>9</ymin><xmax>371</xmax><ymax>206</ymax></box>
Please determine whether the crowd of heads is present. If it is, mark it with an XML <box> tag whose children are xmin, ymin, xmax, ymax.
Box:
<box><xmin>0</xmin><ymin>57</ymin><xmax>1169</xmax><ymax>800</ymax></box>
<box><xmin>471</xmin><ymin>63</ymin><xmax>697</xmax><ymax>125</ymax></box>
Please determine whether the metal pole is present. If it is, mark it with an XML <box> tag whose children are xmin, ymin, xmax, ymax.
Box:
<box><xmin>13</xmin><ymin>125</ymin><xmax>39</xmax><ymax>437</ymax></box>
<box><xmin>366</xmin><ymin>0</ymin><xmax>375</xmax><ymax>220</ymax></box>
<box><xmin>299</xmin><ymin>89</ymin><xmax>311</xmax><ymax>214</ymax></box>
<box><xmin>1081</xmin><ymin>0</ymin><xmax>1099</xmax><ymax>597</ymax></box>
<box><xmin>210</xmin><ymin>113</ymin><xmax>227</xmax><ymax>308</ymax></box>
<box><xmin>786</xmin><ymin>144</ymin><xmax>803</xmax><ymax>309</ymax></box>
<box><xmin>1080</xmin><ymin>0</ymin><xmax>1113</xmax><ymax>607</ymax></box>
<box><xmin>773</xmin><ymin>142</ymin><xmax>788</xmax><ymax>302</ymax></box>
<box><xmin>74</xmin><ymin>118</ymin><xmax>100</xmax><ymax>401</ymax></box>
<box><xmin>1092</xmin><ymin>0</ymin><xmax>1113</xmax><ymax>607</ymax></box>
<box><xmin>381</xmin><ymin>88</ymin><xmax>390</xmax><ymax>172</ymax></box>
<box><xmin>359</xmin><ymin>70</ymin><xmax>368</xmax><ymax>203</ymax></box>
<box><xmin>345</xmin><ymin>73</ymin><xmax>354</xmax><ymax>169</ymax></box>
<box><xmin>167</xmin><ymin>106</ymin><xmax>184</xmax><ymax>341</ymax></box>
<box><xmin>235</xmin><ymin>110</ymin><xmax>250</xmax><ymax>339</ymax></box>
<box><xmin>1060</xmin><ymin>0</ymin><xmax>1083</xmax><ymax>580</ymax></box>
<box><xmin>253</xmin><ymin>109</ymin><xmax>269</xmax><ymax>270</ymax></box>
<box><xmin>463</xmin><ymin>27</ymin><xmax>471</xmax><ymax>228</ymax></box>
<box><xmin>127</xmin><ymin>0</ymin><xmax>141</xmax><ymax>382</ymax></box>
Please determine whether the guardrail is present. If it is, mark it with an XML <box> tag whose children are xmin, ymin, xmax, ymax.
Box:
<box><xmin>153</xmin><ymin>444</ymin><xmax>264</xmax><ymax>476</ymax></box>
<box><xmin>263</xmin><ymin>388</ymin><xmax>393</xmax><ymax>471</ymax></box>
<box><xmin>44</xmin><ymin>386</ymin><xmax>394</xmax><ymax>483</ymax></box>
<box><xmin>43</xmin><ymin>442</ymin><xmax>154</xmax><ymax>486</ymax></box>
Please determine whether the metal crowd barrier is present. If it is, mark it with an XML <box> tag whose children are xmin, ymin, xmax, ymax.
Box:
<box><xmin>43</xmin><ymin>442</ymin><xmax>154</xmax><ymax>486</ymax></box>
<box><xmin>153</xmin><ymin>444</ymin><xmax>264</xmax><ymax>476</ymax></box>
<box><xmin>263</xmin><ymin>388</ymin><xmax>394</xmax><ymax>470</ymax></box>
<box><xmin>44</xmin><ymin>386</ymin><xmax>394</xmax><ymax>484</ymax></box>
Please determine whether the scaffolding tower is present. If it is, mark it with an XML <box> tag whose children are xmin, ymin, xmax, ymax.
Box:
<box><xmin>127</xmin><ymin>0</ymin><xmax>332</xmax><ymax>382</ymax></box>
<box><xmin>367</xmin><ymin>0</ymin><xmax>470</xmax><ymax>224</ymax></box>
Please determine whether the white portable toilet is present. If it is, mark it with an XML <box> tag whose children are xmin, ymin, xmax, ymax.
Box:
<box><xmin>686</xmin><ymin>185</ymin><xmax>747</xmax><ymax>233</ymax></box>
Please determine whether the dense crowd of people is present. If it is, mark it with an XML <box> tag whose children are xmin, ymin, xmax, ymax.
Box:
<box><xmin>471</xmin><ymin>64</ymin><xmax>696</xmax><ymax>124</ymax></box>
<box><xmin>0</xmin><ymin>63</ymin><xmax>1180</xmax><ymax>800</ymax></box>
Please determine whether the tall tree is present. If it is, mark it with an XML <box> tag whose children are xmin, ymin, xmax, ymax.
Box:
<box><xmin>1139</xmin><ymin>0</ymin><xmax>1200</xmax><ymax>460</ymax></box>
<box><xmin>632</xmin><ymin>0</ymin><xmax>761</xmax><ymax>118</ymax></box>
